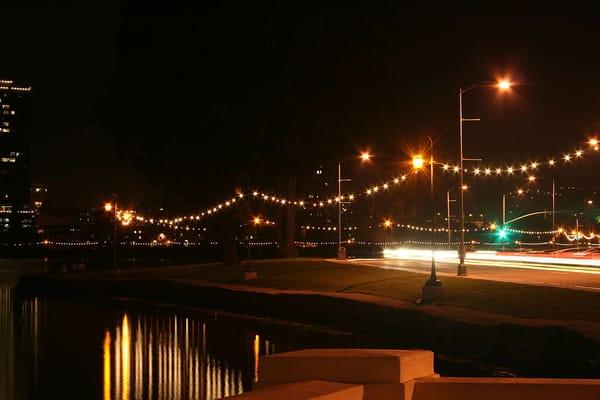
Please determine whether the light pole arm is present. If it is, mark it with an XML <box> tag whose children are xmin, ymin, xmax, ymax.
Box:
<box><xmin>461</xmin><ymin>82</ymin><xmax>497</xmax><ymax>95</ymax></box>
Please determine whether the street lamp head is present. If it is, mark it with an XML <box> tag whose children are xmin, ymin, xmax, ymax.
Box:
<box><xmin>497</xmin><ymin>79</ymin><xmax>512</xmax><ymax>90</ymax></box>
<box><xmin>412</xmin><ymin>154</ymin><xmax>425</xmax><ymax>169</ymax></box>
<box><xmin>383</xmin><ymin>219</ymin><xmax>392</xmax><ymax>228</ymax></box>
<box><xmin>120</xmin><ymin>211</ymin><xmax>133</xmax><ymax>226</ymax></box>
<box><xmin>104</xmin><ymin>202</ymin><xmax>113</xmax><ymax>212</ymax></box>
<box><xmin>528</xmin><ymin>175</ymin><xmax>536</xmax><ymax>182</ymax></box>
<box><xmin>360</xmin><ymin>151</ymin><xmax>372</xmax><ymax>162</ymax></box>
<box><xmin>253</xmin><ymin>216</ymin><xmax>261</xmax><ymax>226</ymax></box>
<box><xmin>517</xmin><ymin>188</ymin><xmax>524</xmax><ymax>195</ymax></box>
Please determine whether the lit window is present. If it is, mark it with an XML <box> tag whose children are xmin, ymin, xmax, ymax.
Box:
<box><xmin>1</xmin><ymin>157</ymin><xmax>16</xmax><ymax>163</ymax></box>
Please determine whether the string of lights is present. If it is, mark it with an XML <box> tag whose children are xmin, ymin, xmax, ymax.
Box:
<box><xmin>109</xmin><ymin>138</ymin><xmax>600</xmax><ymax>230</ymax></box>
<box><xmin>505</xmin><ymin>227</ymin><xmax>558</xmax><ymax>235</ymax></box>
<box><xmin>394</xmin><ymin>223</ymin><xmax>492</xmax><ymax>233</ymax></box>
<box><xmin>301</xmin><ymin>139</ymin><xmax>600</xmax><ymax>206</ymax></box>
<box><xmin>440</xmin><ymin>139</ymin><xmax>599</xmax><ymax>178</ymax></box>
<box><xmin>124</xmin><ymin>193</ymin><xmax>246</xmax><ymax>227</ymax></box>
<box><xmin>502</xmin><ymin>227</ymin><xmax>600</xmax><ymax>242</ymax></box>
<box><xmin>300</xmin><ymin>225</ymin><xmax>358</xmax><ymax>231</ymax></box>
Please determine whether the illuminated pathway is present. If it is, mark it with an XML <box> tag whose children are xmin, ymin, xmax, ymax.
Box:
<box><xmin>349</xmin><ymin>248</ymin><xmax>600</xmax><ymax>292</ymax></box>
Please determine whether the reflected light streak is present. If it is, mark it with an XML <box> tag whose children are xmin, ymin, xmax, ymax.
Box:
<box><xmin>253</xmin><ymin>334</ymin><xmax>260</xmax><ymax>383</ymax></box>
<box><xmin>101</xmin><ymin>313</ymin><xmax>245</xmax><ymax>400</ymax></box>
<box><xmin>115</xmin><ymin>327</ymin><xmax>121</xmax><ymax>399</ymax></box>
<box><xmin>103</xmin><ymin>330</ymin><xmax>111</xmax><ymax>400</ymax></box>
<box><xmin>121</xmin><ymin>314</ymin><xmax>130</xmax><ymax>400</ymax></box>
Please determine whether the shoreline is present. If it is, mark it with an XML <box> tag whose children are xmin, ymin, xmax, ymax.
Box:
<box><xmin>17</xmin><ymin>272</ymin><xmax>600</xmax><ymax>378</ymax></box>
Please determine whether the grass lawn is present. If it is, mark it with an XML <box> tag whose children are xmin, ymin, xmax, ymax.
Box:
<box><xmin>118</xmin><ymin>259</ymin><xmax>600</xmax><ymax>322</ymax></box>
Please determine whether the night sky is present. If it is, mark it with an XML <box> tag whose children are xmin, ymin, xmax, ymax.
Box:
<box><xmin>3</xmin><ymin>3</ymin><xmax>600</xmax><ymax>211</ymax></box>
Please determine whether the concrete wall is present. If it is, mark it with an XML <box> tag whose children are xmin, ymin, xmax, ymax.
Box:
<box><xmin>218</xmin><ymin>348</ymin><xmax>600</xmax><ymax>400</ymax></box>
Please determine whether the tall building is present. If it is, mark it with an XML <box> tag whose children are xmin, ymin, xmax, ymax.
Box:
<box><xmin>0</xmin><ymin>79</ymin><xmax>34</xmax><ymax>241</ymax></box>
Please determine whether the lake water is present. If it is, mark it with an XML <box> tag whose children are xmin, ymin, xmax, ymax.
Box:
<box><xmin>0</xmin><ymin>258</ymin><xmax>524</xmax><ymax>400</ymax></box>
<box><xmin>3</xmin><ymin>282</ymin><xmax>378</xmax><ymax>400</ymax></box>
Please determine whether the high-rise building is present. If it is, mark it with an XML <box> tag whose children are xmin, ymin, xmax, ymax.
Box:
<box><xmin>0</xmin><ymin>79</ymin><xmax>34</xmax><ymax>240</ymax></box>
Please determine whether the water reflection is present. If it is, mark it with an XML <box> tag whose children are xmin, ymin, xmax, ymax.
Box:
<box><xmin>104</xmin><ymin>331</ymin><xmax>111</xmax><ymax>400</ymax></box>
<box><xmin>101</xmin><ymin>312</ymin><xmax>247</xmax><ymax>400</ymax></box>
<box><xmin>1</xmin><ymin>285</ymin><xmax>42</xmax><ymax>400</ymax></box>
<box><xmin>1</xmin><ymin>285</ymin><xmax>281</xmax><ymax>400</ymax></box>
<box><xmin>0</xmin><ymin>286</ymin><xmax>15</xmax><ymax>400</ymax></box>
<box><xmin>253</xmin><ymin>335</ymin><xmax>259</xmax><ymax>383</ymax></box>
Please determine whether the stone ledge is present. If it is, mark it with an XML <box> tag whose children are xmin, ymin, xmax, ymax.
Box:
<box><xmin>259</xmin><ymin>348</ymin><xmax>434</xmax><ymax>384</ymax></box>
<box><xmin>413</xmin><ymin>377</ymin><xmax>600</xmax><ymax>400</ymax></box>
<box><xmin>224</xmin><ymin>380</ymin><xmax>363</xmax><ymax>399</ymax></box>
<box><xmin>255</xmin><ymin>379</ymin><xmax>442</xmax><ymax>400</ymax></box>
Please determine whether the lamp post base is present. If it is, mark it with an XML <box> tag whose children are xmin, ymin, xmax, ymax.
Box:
<box><xmin>337</xmin><ymin>247</ymin><xmax>347</xmax><ymax>260</ymax></box>
<box><xmin>457</xmin><ymin>263</ymin><xmax>468</xmax><ymax>276</ymax></box>
<box><xmin>241</xmin><ymin>270</ymin><xmax>257</xmax><ymax>281</ymax></box>
<box><xmin>420</xmin><ymin>283</ymin><xmax>445</xmax><ymax>303</ymax></box>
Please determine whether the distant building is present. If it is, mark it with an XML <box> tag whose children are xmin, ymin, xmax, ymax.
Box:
<box><xmin>0</xmin><ymin>79</ymin><xmax>34</xmax><ymax>241</ymax></box>
<box><xmin>31</xmin><ymin>183</ymin><xmax>47</xmax><ymax>210</ymax></box>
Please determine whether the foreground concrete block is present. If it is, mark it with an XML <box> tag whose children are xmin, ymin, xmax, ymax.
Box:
<box><xmin>413</xmin><ymin>377</ymin><xmax>600</xmax><ymax>400</ymax></box>
<box><xmin>361</xmin><ymin>381</ymin><xmax>416</xmax><ymax>400</ymax></box>
<box><xmin>260</xmin><ymin>348</ymin><xmax>434</xmax><ymax>384</ymax></box>
<box><xmin>224</xmin><ymin>380</ymin><xmax>363</xmax><ymax>399</ymax></box>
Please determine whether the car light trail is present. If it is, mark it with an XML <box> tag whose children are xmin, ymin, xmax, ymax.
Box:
<box><xmin>383</xmin><ymin>247</ymin><xmax>600</xmax><ymax>273</ymax></box>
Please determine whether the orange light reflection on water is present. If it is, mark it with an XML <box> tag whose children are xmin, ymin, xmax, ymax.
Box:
<box><xmin>102</xmin><ymin>313</ymin><xmax>246</xmax><ymax>399</ymax></box>
<box><xmin>103</xmin><ymin>330</ymin><xmax>111</xmax><ymax>400</ymax></box>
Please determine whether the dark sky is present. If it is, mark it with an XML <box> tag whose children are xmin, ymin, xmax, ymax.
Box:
<box><xmin>2</xmin><ymin>2</ymin><xmax>144</xmax><ymax>209</ymax></box>
<box><xmin>3</xmin><ymin>4</ymin><xmax>600</xmax><ymax>211</ymax></box>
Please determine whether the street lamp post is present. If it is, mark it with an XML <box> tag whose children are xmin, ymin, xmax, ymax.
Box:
<box><xmin>337</xmin><ymin>152</ymin><xmax>371</xmax><ymax>260</ymax></box>
<box><xmin>501</xmin><ymin>188</ymin><xmax>523</xmax><ymax>250</ymax></box>
<box><xmin>247</xmin><ymin>217</ymin><xmax>260</xmax><ymax>271</ymax></box>
<box><xmin>502</xmin><ymin>192</ymin><xmax>506</xmax><ymax>250</ymax></box>
<box><xmin>575</xmin><ymin>211</ymin><xmax>581</xmax><ymax>249</ymax></box>
<box><xmin>446</xmin><ymin>189</ymin><xmax>455</xmax><ymax>246</ymax></box>
<box><xmin>458</xmin><ymin>79</ymin><xmax>512</xmax><ymax>276</ymax></box>
<box><xmin>337</xmin><ymin>162</ymin><xmax>349</xmax><ymax>259</ymax></box>
<box><xmin>552</xmin><ymin>179</ymin><xmax>556</xmax><ymax>247</ymax></box>
<box><xmin>414</xmin><ymin>138</ymin><xmax>444</xmax><ymax>302</ymax></box>
<box><xmin>528</xmin><ymin>177</ymin><xmax>557</xmax><ymax>248</ymax></box>
<box><xmin>104</xmin><ymin>198</ymin><xmax>118</xmax><ymax>271</ymax></box>
<box><xmin>243</xmin><ymin>217</ymin><xmax>261</xmax><ymax>281</ymax></box>
<box><xmin>383</xmin><ymin>219</ymin><xmax>393</xmax><ymax>245</ymax></box>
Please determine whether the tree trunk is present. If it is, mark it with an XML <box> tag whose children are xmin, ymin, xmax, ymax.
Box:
<box><xmin>222</xmin><ymin>212</ymin><xmax>240</xmax><ymax>265</ymax></box>
<box><xmin>279</xmin><ymin>176</ymin><xmax>298</xmax><ymax>258</ymax></box>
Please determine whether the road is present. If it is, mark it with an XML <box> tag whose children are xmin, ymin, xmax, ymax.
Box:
<box><xmin>349</xmin><ymin>252</ymin><xmax>600</xmax><ymax>292</ymax></box>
